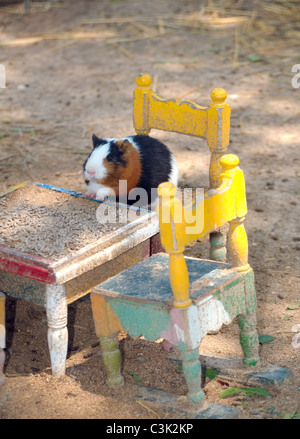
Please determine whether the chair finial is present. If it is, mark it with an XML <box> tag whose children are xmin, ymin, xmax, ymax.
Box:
<box><xmin>210</xmin><ymin>88</ymin><xmax>227</xmax><ymax>106</ymax></box>
<box><xmin>136</xmin><ymin>73</ymin><xmax>152</xmax><ymax>88</ymax></box>
<box><xmin>158</xmin><ymin>182</ymin><xmax>177</xmax><ymax>198</ymax></box>
<box><xmin>220</xmin><ymin>154</ymin><xmax>239</xmax><ymax>171</ymax></box>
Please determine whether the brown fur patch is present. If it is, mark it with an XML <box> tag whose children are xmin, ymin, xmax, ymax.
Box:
<box><xmin>115</xmin><ymin>139</ymin><xmax>131</xmax><ymax>152</ymax></box>
<box><xmin>95</xmin><ymin>140</ymin><xmax>142</xmax><ymax>196</ymax></box>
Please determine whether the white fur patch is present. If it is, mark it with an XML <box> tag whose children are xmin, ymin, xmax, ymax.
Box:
<box><xmin>169</xmin><ymin>154</ymin><xmax>178</xmax><ymax>187</ymax></box>
<box><xmin>125</xmin><ymin>136</ymin><xmax>140</xmax><ymax>152</ymax></box>
<box><xmin>85</xmin><ymin>181</ymin><xmax>104</xmax><ymax>197</ymax></box>
<box><xmin>95</xmin><ymin>185</ymin><xmax>114</xmax><ymax>201</ymax></box>
<box><xmin>84</xmin><ymin>142</ymin><xmax>110</xmax><ymax>181</ymax></box>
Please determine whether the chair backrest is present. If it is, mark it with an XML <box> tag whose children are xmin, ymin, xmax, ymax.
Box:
<box><xmin>133</xmin><ymin>73</ymin><xmax>231</xmax><ymax>189</ymax></box>
<box><xmin>156</xmin><ymin>154</ymin><xmax>250</xmax><ymax>309</ymax></box>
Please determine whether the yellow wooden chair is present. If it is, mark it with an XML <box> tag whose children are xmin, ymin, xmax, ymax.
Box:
<box><xmin>90</xmin><ymin>74</ymin><xmax>259</xmax><ymax>411</ymax></box>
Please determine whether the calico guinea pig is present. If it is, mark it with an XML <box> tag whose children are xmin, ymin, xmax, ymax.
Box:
<box><xmin>83</xmin><ymin>134</ymin><xmax>178</xmax><ymax>207</ymax></box>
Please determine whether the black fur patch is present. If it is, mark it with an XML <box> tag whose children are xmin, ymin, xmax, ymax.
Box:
<box><xmin>132</xmin><ymin>135</ymin><xmax>173</xmax><ymax>196</ymax></box>
<box><xmin>107</xmin><ymin>141</ymin><xmax>126</xmax><ymax>166</ymax></box>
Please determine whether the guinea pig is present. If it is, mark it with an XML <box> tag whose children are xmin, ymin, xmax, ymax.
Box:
<box><xmin>83</xmin><ymin>134</ymin><xmax>178</xmax><ymax>207</ymax></box>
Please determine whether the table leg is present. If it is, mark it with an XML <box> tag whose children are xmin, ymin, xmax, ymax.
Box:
<box><xmin>46</xmin><ymin>285</ymin><xmax>68</xmax><ymax>377</ymax></box>
<box><xmin>0</xmin><ymin>293</ymin><xmax>5</xmax><ymax>386</ymax></box>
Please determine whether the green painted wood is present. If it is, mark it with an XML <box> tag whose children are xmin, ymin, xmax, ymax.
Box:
<box><xmin>108</xmin><ymin>298</ymin><xmax>170</xmax><ymax>341</ymax></box>
<box><xmin>217</xmin><ymin>279</ymin><xmax>246</xmax><ymax>320</ymax></box>
<box><xmin>238</xmin><ymin>312</ymin><xmax>259</xmax><ymax>366</ymax></box>
<box><xmin>190</xmin><ymin>269</ymin><xmax>242</xmax><ymax>302</ymax></box>
<box><xmin>179</xmin><ymin>347</ymin><xmax>205</xmax><ymax>403</ymax></box>
<box><xmin>99</xmin><ymin>333</ymin><xmax>124</xmax><ymax>388</ymax></box>
<box><xmin>209</xmin><ymin>231</ymin><xmax>227</xmax><ymax>262</ymax></box>
<box><xmin>243</xmin><ymin>268</ymin><xmax>257</xmax><ymax>314</ymax></box>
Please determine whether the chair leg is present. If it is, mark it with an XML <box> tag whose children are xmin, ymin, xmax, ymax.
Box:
<box><xmin>238</xmin><ymin>268</ymin><xmax>260</xmax><ymax>366</ymax></box>
<box><xmin>99</xmin><ymin>333</ymin><xmax>124</xmax><ymax>388</ymax></box>
<box><xmin>0</xmin><ymin>293</ymin><xmax>5</xmax><ymax>386</ymax></box>
<box><xmin>180</xmin><ymin>347</ymin><xmax>205</xmax><ymax>404</ymax></box>
<box><xmin>210</xmin><ymin>231</ymin><xmax>227</xmax><ymax>262</ymax></box>
<box><xmin>90</xmin><ymin>293</ymin><xmax>124</xmax><ymax>388</ymax></box>
<box><xmin>238</xmin><ymin>312</ymin><xmax>259</xmax><ymax>366</ymax></box>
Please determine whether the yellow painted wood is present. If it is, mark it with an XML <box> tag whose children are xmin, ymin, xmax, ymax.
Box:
<box><xmin>133</xmin><ymin>73</ymin><xmax>231</xmax><ymax>188</ymax></box>
<box><xmin>158</xmin><ymin>183</ymin><xmax>191</xmax><ymax>308</ymax></box>
<box><xmin>157</xmin><ymin>154</ymin><xmax>249</xmax><ymax>307</ymax></box>
<box><xmin>90</xmin><ymin>293</ymin><xmax>124</xmax><ymax>337</ymax></box>
<box><xmin>228</xmin><ymin>218</ymin><xmax>250</xmax><ymax>272</ymax></box>
<box><xmin>158</xmin><ymin>154</ymin><xmax>247</xmax><ymax>242</ymax></box>
<box><xmin>158</xmin><ymin>183</ymin><xmax>187</xmax><ymax>252</ymax></box>
<box><xmin>187</xmin><ymin>155</ymin><xmax>247</xmax><ymax>241</ymax></box>
<box><xmin>207</xmin><ymin>90</ymin><xmax>231</xmax><ymax>187</ymax></box>
<box><xmin>168</xmin><ymin>252</ymin><xmax>191</xmax><ymax>308</ymax></box>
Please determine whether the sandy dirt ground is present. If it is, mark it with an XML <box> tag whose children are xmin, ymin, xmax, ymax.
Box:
<box><xmin>0</xmin><ymin>0</ymin><xmax>299</xmax><ymax>420</ymax></box>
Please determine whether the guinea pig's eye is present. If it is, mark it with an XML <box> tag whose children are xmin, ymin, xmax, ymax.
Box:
<box><xmin>106</xmin><ymin>153</ymin><xmax>114</xmax><ymax>162</ymax></box>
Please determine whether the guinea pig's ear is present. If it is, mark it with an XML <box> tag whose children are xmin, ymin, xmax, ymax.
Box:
<box><xmin>92</xmin><ymin>133</ymin><xmax>101</xmax><ymax>149</ymax></box>
<box><xmin>115</xmin><ymin>139</ymin><xmax>132</xmax><ymax>153</ymax></box>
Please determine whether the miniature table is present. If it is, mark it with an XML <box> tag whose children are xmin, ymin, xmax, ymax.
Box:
<box><xmin>0</xmin><ymin>182</ymin><xmax>159</xmax><ymax>378</ymax></box>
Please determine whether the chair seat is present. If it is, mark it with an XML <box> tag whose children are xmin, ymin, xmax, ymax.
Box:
<box><xmin>92</xmin><ymin>253</ymin><xmax>250</xmax><ymax>342</ymax></box>
<box><xmin>93</xmin><ymin>252</ymin><xmax>242</xmax><ymax>305</ymax></box>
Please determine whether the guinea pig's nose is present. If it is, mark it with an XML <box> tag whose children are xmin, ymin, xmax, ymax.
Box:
<box><xmin>87</xmin><ymin>168</ymin><xmax>96</xmax><ymax>177</ymax></box>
